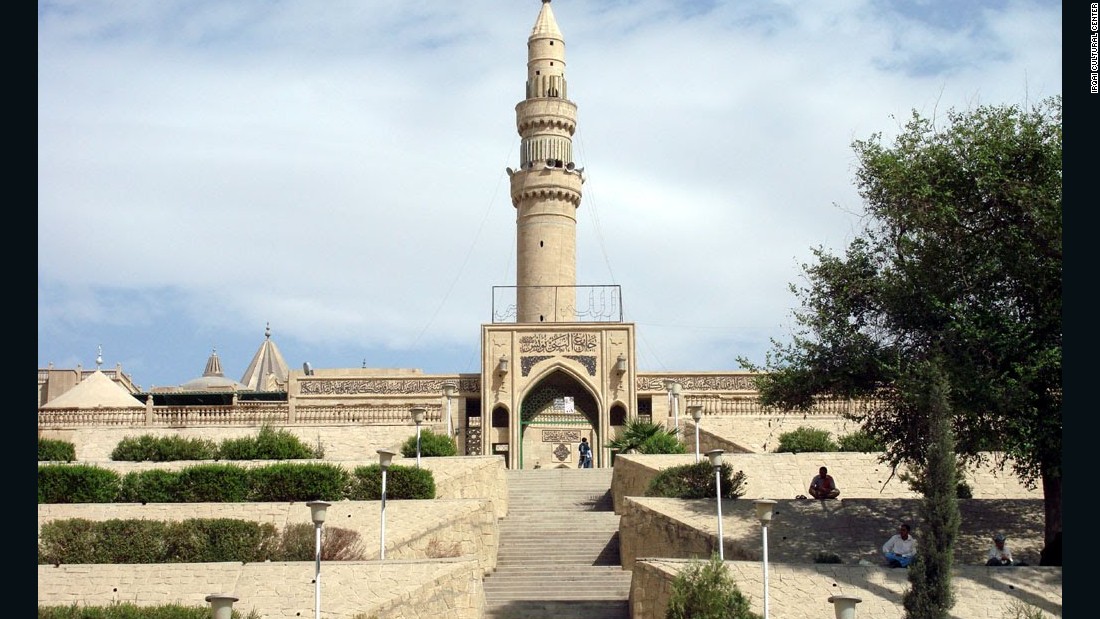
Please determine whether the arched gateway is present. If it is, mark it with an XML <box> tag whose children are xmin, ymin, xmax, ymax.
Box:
<box><xmin>519</xmin><ymin>367</ymin><xmax>599</xmax><ymax>469</ymax></box>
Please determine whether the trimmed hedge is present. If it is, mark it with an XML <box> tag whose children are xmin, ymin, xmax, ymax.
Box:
<box><xmin>38</xmin><ymin>518</ymin><xmax>279</xmax><ymax>564</ymax></box>
<box><xmin>216</xmin><ymin>426</ymin><xmax>322</xmax><ymax>460</ymax></box>
<box><xmin>111</xmin><ymin>435</ymin><xmax>217</xmax><ymax>462</ymax></box>
<box><xmin>111</xmin><ymin>426</ymin><xmax>322</xmax><ymax>462</ymax></box>
<box><xmin>247</xmin><ymin>462</ymin><xmax>349</xmax><ymax>502</ymax></box>
<box><xmin>775</xmin><ymin>427</ymin><xmax>839</xmax><ymax>453</ymax></box>
<box><xmin>39</xmin><ymin>465</ymin><xmax>122</xmax><ymax>504</ymax></box>
<box><xmin>349</xmin><ymin>464</ymin><xmax>436</xmax><ymax>500</ymax></box>
<box><xmin>837</xmin><ymin>429</ymin><xmax>885</xmax><ymax>452</ymax></box>
<box><xmin>39</xmin><ymin>438</ymin><xmax>76</xmax><ymax>462</ymax></box>
<box><xmin>40</xmin><ymin>462</ymin><xmax>426</xmax><ymax>504</ymax></box>
<box><xmin>401</xmin><ymin>428</ymin><xmax>457</xmax><ymax>458</ymax></box>
<box><xmin>645</xmin><ymin>461</ymin><xmax>747</xmax><ymax>500</ymax></box>
<box><xmin>38</xmin><ymin>518</ymin><xmax>366</xmax><ymax>565</ymax></box>
<box><xmin>39</xmin><ymin>602</ymin><xmax>261</xmax><ymax>618</ymax></box>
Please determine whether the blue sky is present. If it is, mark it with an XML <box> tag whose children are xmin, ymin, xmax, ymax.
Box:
<box><xmin>38</xmin><ymin>0</ymin><xmax>1062</xmax><ymax>391</ymax></box>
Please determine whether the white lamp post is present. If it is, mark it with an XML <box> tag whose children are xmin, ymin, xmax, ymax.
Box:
<box><xmin>205</xmin><ymin>594</ymin><xmax>238</xmax><ymax>619</ymax></box>
<box><xmin>754</xmin><ymin>499</ymin><xmax>778</xmax><ymax>619</ymax></box>
<box><xmin>377</xmin><ymin>449</ymin><xmax>396</xmax><ymax>560</ymax></box>
<box><xmin>689</xmin><ymin>405</ymin><xmax>703</xmax><ymax>463</ymax></box>
<box><xmin>829</xmin><ymin>595</ymin><xmax>863</xmax><ymax>619</ymax></box>
<box><xmin>442</xmin><ymin>382</ymin><xmax>457</xmax><ymax>437</ymax></box>
<box><xmin>410</xmin><ymin>406</ymin><xmax>426</xmax><ymax>468</ymax></box>
<box><xmin>305</xmin><ymin>501</ymin><xmax>330</xmax><ymax>619</ymax></box>
<box><xmin>706</xmin><ymin>449</ymin><xmax>725</xmax><ymax>560</ymax></box>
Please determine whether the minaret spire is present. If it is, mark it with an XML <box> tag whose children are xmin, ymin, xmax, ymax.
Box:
<box><xmin>509</xmin><ymin>0</ymin><xmax>584</xmax><ymax>323</ymax></box>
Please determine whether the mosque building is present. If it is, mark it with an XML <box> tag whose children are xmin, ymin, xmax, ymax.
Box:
<box><xmin>39</xmin><ymin>0</ymin><xmax>817</xmax><ymax>469</ymax></box>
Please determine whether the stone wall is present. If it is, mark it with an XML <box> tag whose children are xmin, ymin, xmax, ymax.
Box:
<box><xmin>39</xmin><ymin>558</ymin><xmax>485</xmax><ymax>619</ymax></box>
<box><xmin>629</xmin><ymin>559</ymin><xmax>1062</xmax><ymax>619</ymax></box>
<box><xmin>683</xmin><ymin>414</ymin><xmax>865</xmax><ymax>453</ymax></box>
<box><xmin>610</xmin><ymin>452</ymin><xmax>1039</xmax><ymax>514</ymax></box>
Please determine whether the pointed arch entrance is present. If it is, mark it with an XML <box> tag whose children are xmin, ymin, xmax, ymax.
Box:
<box><xmin>518</xmin><ymin>368</ymin><xmax>600</xmax><ymax>469</ymax></box>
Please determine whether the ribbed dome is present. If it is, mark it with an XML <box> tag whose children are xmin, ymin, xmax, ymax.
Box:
<box><xmin>180</xmin><ymin>349</ymin><xmax>248</xmax><ymax>391</ymax></box>
<box><xmin>239</xmin><ymin>323</ymin><xmax>289</xmax><ymax>391</ymax></box>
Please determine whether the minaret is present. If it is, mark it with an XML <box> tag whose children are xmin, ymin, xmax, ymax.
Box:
<box><xmin>509</xmin><ymin>0</ymin><xmax>584</xmax><ymax>323</ymax></box>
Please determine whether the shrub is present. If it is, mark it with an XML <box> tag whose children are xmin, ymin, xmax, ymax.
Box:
<box><xmin>110</xmin><ymin>434</ymin><xmax>217</xmax><ymax>462</ymax></box>
<box><xmin>813</xmin><ymin>552</ymin><xmax>843</xmax><ymax>564</ymax></box>
<box><xmin>38</xmin><ymin>465</ymin><xmax>121</xmax><ymax>504</ymax></box>
<box><xmin>278</xmin><ymin>522</ymin><xmax>366</xmax><ymax>561</ymax></box>
<box><xmin>166</xmin><ymin>518</ymin><xmax>280</xmax><ymax>563</ymax></box>
<box><xmin>638</xmin><ymin>431</ymin><xmax>687</xmax><ymax>454</ymax></box>
<box><xmin>218</xmin><ymin>426</ymin><xmax>321</xmax><ymax>460</ymax></box>
<box><xmin>775</xmin><ymin>427</ymin><xmax>838</xmax><ymax>453</ymax></box>
<box><xmin>349</xmin><ymin>464</ymin><xmax>436</xmax><ymax>500</ymax></box>
<box><xmin>38</xmin><ymin>438</ymin><xmax>76</xmax><ymax>462</ymax></box>
<box><xmin>401</xmin><ymin>428</ymin><xmax>458</xmax><ymax>458</ymax></box>
<box><xmin>174</xmin><ymin>464</ymin><xmax>252</xmax><ymax>502</ymax></box>
<box><xmin>899</xmin><ymin>460</ymin><xmax>973</xmax><ymax>498</ymax></box>
<box><xmin>646</xmin><ymin>461</ymin><xmax>747</xmax><ymax>500</ymax></box>
<box><xmin>38</xmin><ymin>518</ymin><xmax>280</xmax><ymax>564</ymax></box>
<box><xmin>608</xmin><ymin>420</ymin><xmax>684</xmax><ymax>454</ymax></box>
<box><xmin>425</xmin><ymin>538</ymin><xmax>463</xmax><ymax>558</ymax></box>
<box><xmin>117</xmin><ymin>469</ymin><xmax>180</xmax><ymax>503</ymax></box>
<box><xmin>836</xmin><ymin>429</ymin><xmax>885</xmax><ymax>452</ymax></box>
<box><xmin>39</xmin><ymin>602</ymin><xmax>262</xmax><ymax>618</ymax></box>
<box><xmin>248</xmin><ymin>462</ymin><xmax>350</xmax><ymax>502</ymax></box>
<box><xmin>1002</xmin><ymin>599</ymin><xmax>1048</xmax><ymax>619</ymax></box>
<box><xmin>665</xmin><ymin>554</ymin><xmax>760</xmax><ymax>619</ymax></box>
<box><xmin>38</xmin><ymin>518</ymin><xmax>98</xmax><ymax>564</ymax></box>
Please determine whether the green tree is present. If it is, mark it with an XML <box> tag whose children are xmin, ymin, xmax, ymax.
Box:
<box><xmin>739</xmin><ymin>97</ymin><xmax>1061</xmax><ymax>564</ymax></box>
<box><xmin>901</xmin><ymin>358</ymin><xmax>959</xmax><ymax>619</ymax></box>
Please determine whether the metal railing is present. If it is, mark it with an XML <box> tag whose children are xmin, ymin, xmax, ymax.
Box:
<box><xmin>492</xmin><ymin>285</ymin><xmax>623</xmax><ymax>323</ymax></box>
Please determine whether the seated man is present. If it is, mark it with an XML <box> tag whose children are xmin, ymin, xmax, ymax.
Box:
<box><xmin>808</xmin><ymin>466</ymin><xmax>840</xmax><ymax>499</ymax></box>
<box><xmin>986</xmin><ymin>533</ymin><xmax>1013</xmax><ymax>566</ymax></box>
<box><xmin>882</xmin><ymin>523</ymin><xmax>917</xmax><ymax>568</ymax></box>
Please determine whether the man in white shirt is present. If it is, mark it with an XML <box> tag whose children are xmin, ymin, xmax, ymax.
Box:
<box><xmin>986</xmin><ymin>533</ymin><xmax>1013</xmax><ymax>566</ymax></box>
<box><xmin>882</xmin><ymin>523</ymin><xmax>917</xmax><ymax>567</ymax></box>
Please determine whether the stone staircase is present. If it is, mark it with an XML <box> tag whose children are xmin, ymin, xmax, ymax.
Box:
<box><xmin>483</xmin><ymin>467</ymin><xmax>633</xmax><ymax>619</ymax></box>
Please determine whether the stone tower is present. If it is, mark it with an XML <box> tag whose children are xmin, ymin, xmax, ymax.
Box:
<box><xmin>509</xmin><ymin>0</ymin><xmax>584</xmax><ymax>323</ymax></box>
<box><xmin>481</xmin><ymin>0</ymin><xmax>637</xmax><ymax>470</ymax></box>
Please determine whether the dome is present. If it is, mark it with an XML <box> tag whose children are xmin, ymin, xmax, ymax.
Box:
<box><xmin>180</xmin><ymin>349</ymin><xmax>249</xmax><ymax>392</ymax></box>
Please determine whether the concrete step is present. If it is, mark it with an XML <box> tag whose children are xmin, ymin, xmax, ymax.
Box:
<box><xmin>484</xmin><ymin>599</ymin><xmax>630</xmax><ymax>619</ymax></box>
<box><xmin>484</xmin><ymin>469</ymin><xmax>629</xmax><ymax>618</ymax></box>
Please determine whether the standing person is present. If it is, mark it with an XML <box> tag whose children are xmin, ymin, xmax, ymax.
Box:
<box><xmin>882</xmin><ymin>523</ymin><xmax>917</xmax><ymax>567</ymax></box>
<box><xmin>986</xmin><ymin>533</ymin><xmax>1014</xmax><ymax>566</ymax></box>
<box><xmin>577</xmin><ymin>437</ymin><xmax>593</xmax><ymax>468</ymax></box>
<box><xmin>808</xmin><ymin>466</ymin><xmax>840</xmax><ymax>499</ymax></box>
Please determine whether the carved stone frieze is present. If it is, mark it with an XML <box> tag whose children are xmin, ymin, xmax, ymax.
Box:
<box><xmin>519</xmin><ymin>332</ymin><xmax>598</xmax><ymax>353</ymax></box>
<box><xmin>300</xmin><ymin>377</ymin><xmax>480</xmax><ymax>396</ymax></box>
<box><xmin>542</xmin><ymin>429</ymin><xmax>581</xmax><ymax>443</ymax></box>
<box><xmin>636</xmin><ymin>374</ymin><xmax>758</xmax><ymax>392</ymax></box>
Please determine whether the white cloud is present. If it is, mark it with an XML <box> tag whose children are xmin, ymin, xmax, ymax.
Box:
<box><xmin>38</xmin><ymin>0</ymin><xmax>1063</xmax><ymax>388</ymax></box>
